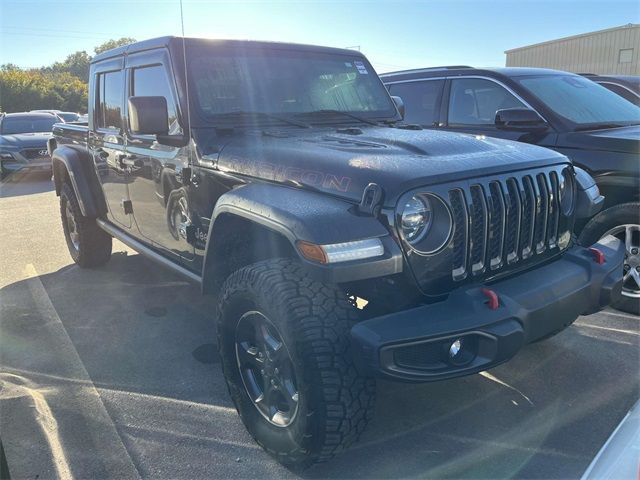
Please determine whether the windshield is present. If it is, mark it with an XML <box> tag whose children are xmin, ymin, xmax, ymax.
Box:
<box><xmin>58</xmin><ymin>112</ymin><xmax>79</xmax><ymax>122</ymax></box>
<box><xmin>514</xmin><ymin>74</ymin><xmax>640</xmax><ymax>128</ymax></box>
<box><xmin>0</xmin><ymin>115</ymin><xmax>57</xmax><ymax>134</ymax></box>
<box><xmin>190</xmin><ymin>48</ymin><xmax>397</xmax><ymax>123</ymax></box>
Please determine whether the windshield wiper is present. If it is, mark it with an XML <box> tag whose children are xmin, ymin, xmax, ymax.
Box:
<box><xmin>213</xmin><ymin>111</ymin><xmax>310</xmax><ymax>128</ymax></box>
<box><xmin>573</xmin><ymin>122</ymin><xmax>636</xmax><ymax>132</ymax></box>
<box><xmin>295</xmin><ymin>109</ymin><xmax>381</xmax><ymax>126</ymax></box>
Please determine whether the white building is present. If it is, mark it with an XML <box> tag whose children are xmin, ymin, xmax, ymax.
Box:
<box><xmin>505</xmin><ymin>24</ymin><xmax>639</xmax><ymax>75</ymax></box>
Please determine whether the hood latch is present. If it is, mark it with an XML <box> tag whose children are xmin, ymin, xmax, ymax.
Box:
<box><xmin>357</xmin><ymin>183</ymin><xmax>384</xmax><ymax>216</ymax></box>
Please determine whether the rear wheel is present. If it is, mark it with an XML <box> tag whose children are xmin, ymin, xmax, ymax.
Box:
<box><xmin>579</xmin><ymin>203</ymin><xmax>640</xmax><ymax>315</ymax></box>
<box><xmin>217</xmin><ymin>258</ymin><xmax>375</xmax><ymax>469</ymax></box>
<box><xmin>60</xmin><ymin>182</ymin><xmax>112</xmax><ymax>267</ymax></box>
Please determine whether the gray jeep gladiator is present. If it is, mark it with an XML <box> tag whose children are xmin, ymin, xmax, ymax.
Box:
<box><xmin>49</xmin><ymin>37</ymin><xmax>624</xmax><ymax>468</ymax></box>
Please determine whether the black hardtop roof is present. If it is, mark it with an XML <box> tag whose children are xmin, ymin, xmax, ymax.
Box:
<box><xmin>380</xmin><ymin>66</ymin><xmax>577</xmax><ymax>81</ymax></box>
<box><xmin>91</xmin><ymin>36</ymin><xmax>366</xmax><ymax>64</ymax></box>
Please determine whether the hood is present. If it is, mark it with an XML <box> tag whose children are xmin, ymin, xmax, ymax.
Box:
<box><xmin>0</xmin><ymin>132</ymin><xmax>53</xmax><ymax>149</ymax></box>
<box><xmin>212</xmin><ymin>126</ymin><xmax>568</xmax><ymax>205</ymax></box>
<box><xmin>557</xmin><ymin>125</ymin><xmax>640</xmax><ymax>154</ymax></box>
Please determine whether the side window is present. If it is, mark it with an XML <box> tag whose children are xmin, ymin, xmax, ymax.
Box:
<box><xmin>448</xmin><ymin>78</ymin><xmax>525</xmax><ymax>126</ymax></box>
<box><xmin>599</xmin><ymin>83</ymin><xmax>640</xmax><ymax>105</ymax></box>
<box><xmin>131</xmin><ymin>65</ymin><xmax>180</xmax><ymax>134</ymax></box>
<box><xmin>388</xmin><ymin>80</ymin><xmax>444</xmax><ymax>125</ymax></box>
<box><xmin>96</xmin><ymin>70</ymin><xmax>123</xmax><ymax>130</ymax></box>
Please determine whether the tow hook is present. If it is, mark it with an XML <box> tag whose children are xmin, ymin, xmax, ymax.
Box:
<box><xmin>481</xmin><ymin>288</ymin><xmax>500</xmax><ymax>310</ymax></box>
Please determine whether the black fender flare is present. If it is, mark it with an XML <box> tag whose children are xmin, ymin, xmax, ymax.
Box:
<box><xmin>51</xmin><ymin>145</ymin><xmax>107</xmax><ymax>218</ymax></box>
<box><xmin>202</xmin><ymin>182</ymin><xmax>403</xmax><ymax>287</ymax></box>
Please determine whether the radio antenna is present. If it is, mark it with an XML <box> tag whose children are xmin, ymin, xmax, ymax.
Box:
<box><xmin>179</xmin><ymin>0</ymin><xmax>193</xmax><ymax>166</ymax></box>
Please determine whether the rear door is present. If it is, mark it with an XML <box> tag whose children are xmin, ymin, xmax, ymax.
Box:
<box><xmin>124</xmin><ymin>49</ymin><xmax>194</xmax><ymax>261</ymax></box>
<box><xmin>88</xmin><ymin>59</ymin><xmax>131</xmax><ymax>228</ymax></box>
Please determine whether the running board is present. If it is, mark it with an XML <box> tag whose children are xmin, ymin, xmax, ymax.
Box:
<box><xmin>97</xmin><ymin>219</ymin><xmax>202</xmax><ymax>285</ymax></box>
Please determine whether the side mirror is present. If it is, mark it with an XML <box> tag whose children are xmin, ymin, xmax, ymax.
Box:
<box><xmin>391</xmin><ymin>96</ymin><xmax>405</xmax><ymax>120</ymax></box>
<box><xmin>495</xmin><ymin>108</ymin><xmax>547</xmax><ymax>131</ymax></box>
<box><xmin>128</xmin><ymin>96</ymin><xmax>169</xmax><ymax>135</ymax></box>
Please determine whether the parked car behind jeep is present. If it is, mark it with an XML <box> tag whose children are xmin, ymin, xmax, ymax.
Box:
<box><xmin>50</xmin><ymin>38</ymin><xmax>624</xmax><ymax>468</ymax></box>
<box><xmin>0</xmin><ymin>112</ymin><xmax>57</xmax><ymax>178</ymax></box>
<box><xmin>382</xmin><ymin>67</ymin><xmax>640</xmax><ymax>313</ymax></box>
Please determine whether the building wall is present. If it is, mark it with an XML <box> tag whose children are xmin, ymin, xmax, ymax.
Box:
<box><xmin>505</xmin><ymin>25</ymin><xmax>639</xmax><ymax>75</ymax></box>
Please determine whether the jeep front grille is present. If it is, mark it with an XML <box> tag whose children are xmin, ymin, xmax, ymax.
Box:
<box><xmin>448</xmin><ymin>168</ymin><xmax>568</xmax><ymax>282</ymax></box>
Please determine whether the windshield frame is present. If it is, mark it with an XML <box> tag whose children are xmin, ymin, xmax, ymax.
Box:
<box><xmin>512</xmin><ymin>73</ymin><xmax>640</xmax><ymax>131</ymax></box>
<box><xmin>185</xmin><ymin>44</ymin><xmax>400</xmax><ymax>127</ymax></box>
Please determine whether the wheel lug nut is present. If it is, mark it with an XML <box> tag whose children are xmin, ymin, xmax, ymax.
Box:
<box><xmin>260</xmin><ymin>369</ymin><xmax>265</xmax><ymax>375</ymax></box>
<box><xmin>636</xmin><ymin>266</ymin><xmax>640</xmax><ymax>272</ymax></box>
<box><xmin>271</xmin><ymin>379</ymin><xmax>276</xmax><ymax>386</ymax></box>
<box><xmin>632</xmin><ymin>248</ymin><xmax>639</xmax><ymax>255</ymax></box>
<box><xmin>274</xmin><ymin>368</ymin><xmax>279</xmax><ymax>375</ymax></box>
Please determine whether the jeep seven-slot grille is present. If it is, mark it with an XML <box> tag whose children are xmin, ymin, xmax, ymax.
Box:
<box><xmin>449</xmin><ymin>170</ymin><xmax>563</xmax><ymax>281</ymax></box>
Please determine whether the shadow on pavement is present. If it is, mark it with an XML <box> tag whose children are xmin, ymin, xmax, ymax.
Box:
<box><xmin>0</xmin><ymin>170</ymin><xmax>54</xmax><ymax>198</ymax></box>
<box><xmin>1</xmin><ymin>251</ymin><xmax>638</xmax><ymax>479</ymax></box>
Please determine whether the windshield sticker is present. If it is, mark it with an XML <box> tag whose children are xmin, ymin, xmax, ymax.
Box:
<box><xmin>344</xmin><ymin>62</ymin><xmax>352</xmax><ymax>67</ymax></box>
<box><xmin>354</xmin><ymin>60</ymin><xmax>368</xmax><ymax>74</ymax></box>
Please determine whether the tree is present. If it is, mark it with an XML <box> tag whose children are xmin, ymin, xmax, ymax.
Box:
<box><xmin>48</xmin><ymin>51</ymin><xmax>92</xmax><ymax>82</ymax></box>
<box><xmin>94</xmin><ymin>37</ymin><xmax>136</xmax><ymax>55</ymax></box>
<box><xmin>0</xmin><ymin>37</ymin><xmax>134</xmax><ymax>113</ymax></box>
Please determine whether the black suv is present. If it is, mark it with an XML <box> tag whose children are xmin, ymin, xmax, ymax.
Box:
<box><xmin>381</xmin><ymin>67</ymin><xmax>640</xmax><ymax>313</ymax></box>
<box><xmin>50</xmin><ymin>39</ymin><xmax>622</xmax><ymax>467</ymax></box>
<box><xmin>0</xmin><ymin>112</ymin><xmax>58</xmax><ymax>178</ymax></box>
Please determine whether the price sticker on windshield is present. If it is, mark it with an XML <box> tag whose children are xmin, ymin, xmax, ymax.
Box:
<box><xmin>354</xmin><ymin>60</ymin><xmax>368</xmax><ymax>74</ymax></box>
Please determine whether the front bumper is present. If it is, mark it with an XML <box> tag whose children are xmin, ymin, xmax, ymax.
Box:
<box><xmin>351</xmin><ymin>236</ymin><xmax>624</xmax><ymax>382</ymax></box>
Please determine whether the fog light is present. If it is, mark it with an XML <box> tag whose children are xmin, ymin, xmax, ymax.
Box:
<box><xmin>449</xmin><ymin>339</ymin><xmax>462</xmax><ymax>358</ymax></box>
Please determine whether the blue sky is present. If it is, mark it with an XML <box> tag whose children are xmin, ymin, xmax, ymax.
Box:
<box><xmin>1</xmin><ymin>0</ymin><xmax>638</xmax><ymax>73</ymax></box>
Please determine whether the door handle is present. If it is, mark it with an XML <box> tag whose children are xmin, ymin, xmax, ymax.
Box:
<box><xmin>117</xmin><ymin>154</ymin><xmax>143</xmax><ymax>168</ymax></box>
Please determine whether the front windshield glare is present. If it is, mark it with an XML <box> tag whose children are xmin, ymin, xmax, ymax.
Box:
<box><xmin>516</xmin><ymin>74</ymin><xmax>640</xmax><ymax>127</ymax></box>
<box><xmin>190</xmin><ymin>50</ymin><xmax>396</xmax><ymax>121</ymax></box>
<box><xmin>1</xmin><ymin>117</ymin><xmax>57</xmax><ymax>135</ymax></box>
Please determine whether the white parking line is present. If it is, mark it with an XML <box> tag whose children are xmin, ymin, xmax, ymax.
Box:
<box><xmin>576</xmin><ymin>323</ymin><xmax>640</xmax><ymax>336</ymax></box>
<box><xmin>597</xmin><ymin>309</ymin><xmax>639</xmax><ymax>321</ymax></box>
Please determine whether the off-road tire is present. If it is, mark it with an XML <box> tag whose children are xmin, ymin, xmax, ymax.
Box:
<box><xmin>60</xmin><ymin>182</ymin><xmax>112</xmax><ymax>267</ymax></box>
<box><xmin>579</xmin><ymin>202</ymin><xmax>640</xmax><ymax>315</ymax></box>
<box><xmin>217</xmin><ymin>258</ymin><xmax>376</xmax><ymax>469</ymax></box>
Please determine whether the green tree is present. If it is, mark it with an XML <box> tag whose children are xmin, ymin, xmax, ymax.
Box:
<box><xmin>94</xmin><ymin>37</ymin><xmax>136</xmax><ymax>55</ymax></box>
<box><xmin>48</xmin><ymin>51</ymin><xmax>92</xmax><ymax>82</ymax></box>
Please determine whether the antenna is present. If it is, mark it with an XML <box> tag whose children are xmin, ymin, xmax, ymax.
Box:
<box><xmin>179</xmin><ymin>0</ymin><xmax>193</xmax><ymax>166</ymax></box>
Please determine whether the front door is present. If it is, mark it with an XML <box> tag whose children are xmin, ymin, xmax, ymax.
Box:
<box><xmin>442</xmin><ymin>77</ymin><xmax>532</xmax><ymax>142</ymax></box>
<box><xmin>124</xmin><ymin>56</ymin><xmax>193</xmax><ymax>261</ymax></box>
<box><xmin>90</xmin><ymin>67</ymin><xmax>131</xmax><ymax>228</ymax></box>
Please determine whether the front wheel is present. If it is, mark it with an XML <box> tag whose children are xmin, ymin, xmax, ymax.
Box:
<box><xmin>60</xmin><ymin>182</ymin><xmax>112</xmax><ymax>267</ymax></box>
<box><xmin>216</xmin><ymin>259</ymin><xmax>375</xmax><ymax>469</ymax></box>
<box><xmin>579</xmin><ymin>202</ymin><xmax>640</xmax><ymax>315</ymax></box>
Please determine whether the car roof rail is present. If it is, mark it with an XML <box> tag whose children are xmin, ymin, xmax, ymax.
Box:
<box><xmin>578</xmin><ymin>73</ymin><xmax>596</xmax><ymax>76</ymax></box>
<box><xmin>381</xmin><ymin>65</ymin><xmax>473</xmax><ymax>77</ymax></box>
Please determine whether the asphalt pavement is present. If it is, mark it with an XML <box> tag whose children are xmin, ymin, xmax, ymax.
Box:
<box><xmin>1</xmin><ymin>170</ymin><xmax>638</xmax><ymax>479</ymax></box>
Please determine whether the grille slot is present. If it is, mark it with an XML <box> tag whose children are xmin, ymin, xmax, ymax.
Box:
<box><xmin>547</xmin><ymin>171</ymin><xmax>560</xmax><ymax>248</ymax></box>
<box><xmin>534</xmin><ymin>174</ymin><xmax>549</xmax><ymax>254</ymax></box>
<box><xmin>487</xmin><ymin>182</ymin><xmax>506</xmax><ymax>270</ymax></box>
<box><xmin>449</xmin><ymin>189</ymin><xmax>469</xmax><ymax>281</ymax></box>
<box><xmin>447</xmin><ymin>168</ymin><xmax>568</xmax><ymax>282</ymax></box>
<box><xmin>504</xmin><ymin>178</ymin><xmax>521</xmax><ymax>264</ymax></box>
<box><xmin>469</xmin><ymin>185</ymin><xmax>488</xmax><ymax>276</ymax></box>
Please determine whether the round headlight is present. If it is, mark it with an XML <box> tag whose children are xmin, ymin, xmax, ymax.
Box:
<box><xmin>559</xmin><ymin>169</ymin><xmax>575</xmax><ymax>215</ymax></box>
<box><xmin>400</xmin><ymin>193</ymin><xmax>453</xmax><ymax>254</ymax></box>
<box><xmin>401</xmin><ymin>195</ymin><xmax>432</xmax><ymax>243</ymax></box>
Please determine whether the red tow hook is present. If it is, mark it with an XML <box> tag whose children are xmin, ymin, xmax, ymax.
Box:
<box><xmin>588</xmin><ymin>247</ymin><xmax>606</xmax><ymax>265</ymax></box>
<box><xmin>481</xmin><ymin>288</ymin><xmax>500</xmax><ymax>310</ymax></box>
